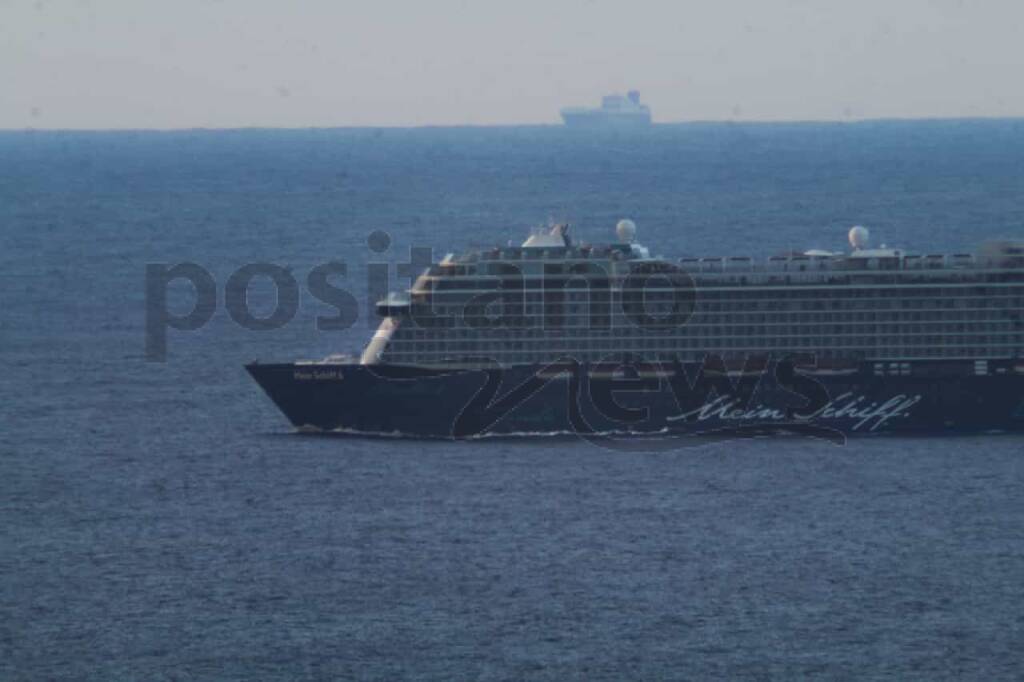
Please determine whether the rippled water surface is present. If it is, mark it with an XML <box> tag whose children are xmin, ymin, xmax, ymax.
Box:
<box><xmin>2</xmin><ymin>122</ymin><xmax>1024</xmax><ymax>679</ymax></box>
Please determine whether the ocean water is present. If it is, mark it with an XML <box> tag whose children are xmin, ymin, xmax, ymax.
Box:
<box><xmin>2</xmin><ymin>121</ymin><xmax>1024</xmax><ymax>679</ymax></box>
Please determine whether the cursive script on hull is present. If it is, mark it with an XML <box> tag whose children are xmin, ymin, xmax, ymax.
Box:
<box><xmin>668</xmin><ymin>393</ymin><xmax>923</xmax><ymax>432</ymax></box>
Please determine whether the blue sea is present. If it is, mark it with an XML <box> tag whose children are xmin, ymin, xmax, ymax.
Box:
<box><xmin>2</xmin><ymin>121</ymin><xmax>1024</xmax><ymax>679</ymax></box>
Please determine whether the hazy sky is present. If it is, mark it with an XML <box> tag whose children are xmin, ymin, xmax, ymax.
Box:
<box><xmin>3</xmin><ymin>0</ymin><xmax>1023</xmax><ymax>128</ymax></box>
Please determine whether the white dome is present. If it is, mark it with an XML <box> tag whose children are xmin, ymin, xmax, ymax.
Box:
<box><xmin>849</xmin><ymin>225</ymin><xmax>870</xmax><ymax>250</ymax></box>
<box><xmin>616</xmin><ymin>219</ymin><xmax>637</xmax><ymax>243</ymax></box>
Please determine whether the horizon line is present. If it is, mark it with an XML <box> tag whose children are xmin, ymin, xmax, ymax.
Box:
<box><xmin>3</xmin><ymin>115</ymin><xmax>1024</xmax><ymax>133</ymax></box>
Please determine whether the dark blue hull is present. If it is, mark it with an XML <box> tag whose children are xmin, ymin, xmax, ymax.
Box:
<box><xmin>246</xmin><ymin>359</ymin><xmax>1024</xmax><ymax>439</ymax></box>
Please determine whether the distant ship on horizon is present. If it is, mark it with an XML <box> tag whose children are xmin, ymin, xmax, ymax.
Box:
<box><xmin>560</xmin><ymin>90</ymin><xmax>652</xmax><ymax>127</ymax></box>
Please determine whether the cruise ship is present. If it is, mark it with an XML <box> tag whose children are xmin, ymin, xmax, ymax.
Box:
<box><xmin>560</xmin><ymin>91</ymin><xmax>652</xmax><ymax>127</ymax></box>
<box><xmin>247</xmin><ymin>222</ymin><xmax>1024</xmax><ymax>438</ymax></box>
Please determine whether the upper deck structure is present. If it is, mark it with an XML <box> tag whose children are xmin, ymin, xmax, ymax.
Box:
<box><xmin>365</xmin><ymin>224</ymin><xmax>1024</xmax><ymax>369</ymax></box>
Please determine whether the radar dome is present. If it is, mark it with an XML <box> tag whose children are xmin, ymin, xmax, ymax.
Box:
<box><xmin>616</xmin><ymin>219</ymin><xmax>637</xmax><ymax>243</ymax></box>
<box><xmin>849</xmin><ymin>225</ymin><xmax>870</xmax><ymax>250</ymax></box>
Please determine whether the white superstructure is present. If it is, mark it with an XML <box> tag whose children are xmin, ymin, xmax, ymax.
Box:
<box><xmin>368</xmin><ymin>223</ymin><xmax>1024</xmax><ymax>368</ymax></box>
